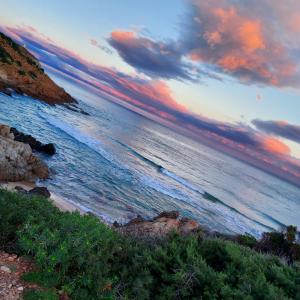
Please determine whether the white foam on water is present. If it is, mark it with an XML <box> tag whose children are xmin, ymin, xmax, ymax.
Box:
<box><xmin>40</xmin><ymin>112</ymin><xmax>119</xmax><ymax>166</ymax></box>
<box><xmin>161</xmin><ymin>168</ymin><xmax>205</xmax><ymax>194</ymax></box>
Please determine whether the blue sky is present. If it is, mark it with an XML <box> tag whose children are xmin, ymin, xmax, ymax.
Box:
<box><xmin>3</xmin><ymin>0</ymin><xmax>299</xmax><ymax>123</ymax></box>
<box><xmin>1</xmin><ymin>0</ymin><xmax>300</xmax><ymax>184</ymax></box>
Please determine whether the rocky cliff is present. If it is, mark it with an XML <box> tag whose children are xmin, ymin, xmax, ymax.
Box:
<box><xmin>0</xmin><ymin>32</ymin><xmax>74</xmax><ymax>104</ymax></box>
<box><xmin>0</xmin><ymin>125</ymin><xmax>49</xmax><ymax>182</ymax></box>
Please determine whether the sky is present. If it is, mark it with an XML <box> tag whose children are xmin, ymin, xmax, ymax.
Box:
<box><xmin>1</xmin><ymin>0</ymin><xmax>300</xmax><ymax>186</ymax></box>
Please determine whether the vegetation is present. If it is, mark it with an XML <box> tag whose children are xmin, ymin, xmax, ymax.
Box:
<box><xmin>18</xmin><ymin>70</ymin><xmax>26</xmax><ymax>76</ymax></box>
<box><xmin>0</xmin><ymin>32</ymin><xmax>22</xmax><ymax>53</ymax></box>
<box><xmin>28</xmin><ymin>71</ymin><xmax>37</xmax><ymax>79</ymax></box>
<box><xmin>0</xmin><ymin>45</ymin><xmax>13</xmax><ymax>64</ymax></box>
<box><xmin>0</xmin><ymin>189</ymin><xmax>299</xmax><ymax>299</ymax></box>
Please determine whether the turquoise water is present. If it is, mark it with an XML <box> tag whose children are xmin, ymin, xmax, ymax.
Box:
<box><xmin>1</xmin><ymin>80</ymin><xmax>300</xmax><ymax>237</ymax></box>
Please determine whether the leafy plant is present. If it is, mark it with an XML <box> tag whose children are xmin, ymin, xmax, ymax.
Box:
<box><xmin>1</xmin><ymin>189</ymin><xmax>300</xmax><ymax>299</ymax></box>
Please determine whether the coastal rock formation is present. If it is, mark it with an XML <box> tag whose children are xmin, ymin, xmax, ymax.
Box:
<box><xmin>0</xmin><ymin>32</ymin><xmax>74</xmax><ymax>104</ymax></box>
<box><xmin>10</xmin><ymin>127</ymin><xmax>56</xmax><ymax>155</ymax></box>
<box><xmin>0</xmin><ymin>125</ymin><xmax>49</xmax><ymax>182</ymax></box>
<box><xmin>116</xmin><ymin>211</ymin><xmax>200</xmax><ymax>237</ymax></box>
<box><xmin>15</xmin><ymin>186</ymin><xmax>51</xmax><ymax>198</ymax></box>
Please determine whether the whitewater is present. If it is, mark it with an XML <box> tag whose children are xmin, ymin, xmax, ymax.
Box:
<box><xmin>1</xmin><ymin>77</ymin><xmax>300</xmax><ymax>238</ymax></box>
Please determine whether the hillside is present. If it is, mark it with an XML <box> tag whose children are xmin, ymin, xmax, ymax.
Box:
<box><xmin>0</xmin><ymin>32</ymin><xmax>74</xmax><ymax>104</ymax></box>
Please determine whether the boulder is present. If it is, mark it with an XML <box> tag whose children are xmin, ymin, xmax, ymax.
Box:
<box><xmin>118</xmin><ymin>211</ymin><xmax>200</xmax><ymax>237</ymax></box>
<box><xmin>0</xmin><ymin>124</ymin><xmax>14</xmax><ymax>140</ymax></box>
<box><xmin>10</xmin><ymin>127</ymin><xmax>56</xmax><ymax>155</ymax></box>
<box><xmin>0</xmin><ymin>132</ymin><xmax>49</xmax><ymax>182</ymax></box>
<box><xmin>40</xmin><ymin>143</ymin><xmax>56</xmax><ymax>155</ymax></box>
<box><xmin>28</xmin><ymin>187</ymin><xmax>51</xmax><ymax>198</ymax></box>
<box><xmin>15</xmin><ymin>186</ymin><xmax>51</xmax><ymax>198</ymax></box>
<box><xmin>153</xmin><ymin>211</ymin><xmax>179</xmax><ymax>220</ymax></box>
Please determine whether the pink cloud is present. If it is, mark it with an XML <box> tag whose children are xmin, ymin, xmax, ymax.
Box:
<box><xmin>2</xmin><ymin>24</ymin><xmax>300</xmax><ymax>186</ymax></box>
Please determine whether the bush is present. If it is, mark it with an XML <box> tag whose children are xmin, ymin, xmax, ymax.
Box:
<box><xmin>18</xmin><ymin>70</ymin><xmax>26</xmax><ymax>76</ymax></box>
<box><xmin>0</xmin><ymin>189</ymin><xmax>300</xmax><ymax>299</ymax></box>
<box><xmin>235</xmin><ymin>233</ymin><xmax>258</xmax><ymax>248</ymax></box>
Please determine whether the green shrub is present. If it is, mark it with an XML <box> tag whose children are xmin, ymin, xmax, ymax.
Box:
<box><xmin>236</xmin><ymin>233</ymin><xmax>257</xmax><ymax>248</ymax></box>
<box><xmin>0</xmin><ymin>45</ymin><xmax>13</xmax><ymax>64</ymax></box>
<box><xmin>0</xmin><ymin>190</ymin><xmax>61</xmax><ymax>253</ymax></box>
<box><xmin>18</xmin><ymin>70</ymin><xmax>26</xmax><ymax>76</ymax></box>
<box><xmin>23</xmin><ymin>289</ymin><xmax>58</xmax><ymax>300</ymax></box>
<box><xmin>0</xmin><ymin>189</ymin><xmax>300</xmax><ymax>299</ymax></box>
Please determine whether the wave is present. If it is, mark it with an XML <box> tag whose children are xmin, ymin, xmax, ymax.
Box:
<box><xmin>40</xmin><ymin>113</ymin><xmax>120</xmax><ymax>166</ymax></box>
<box><xmin>202</xmin><ymin>192</ymin><xmax>275</xmax><ymax>231</ymax></box>
<box><xmin>139</xmin><ymin>174</ymin><xmax>188</xmax><ymax>202</ymax></box>
<box><xmin>40</xmin><ymin>113</ymin><xmax>279</xmax><ymax>234</ymax></box>
<box><xmin>116</xmin><ymin>140</ymin><xmax>205</xmax><ymax>194</ymax></box>
<box><xmin>160</xmin><ymin>168</ymin><xmax>205</xmax><ymax>194</ymax></box>
<box><xmin>114</xmin><ymin>140</ymin><xmax>163</xmax><ymax>170</ymax></box>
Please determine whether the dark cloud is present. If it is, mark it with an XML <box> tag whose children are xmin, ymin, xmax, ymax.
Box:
<box><xmin>107</xmin><ymin>31</ymin><xmax>194</xmax><ymax>80</ymax></box>
<box><xmin>106</xmin><ymin>1</ymin><xmax>300</xmax><ymax>88</ymax></box>
<box><xmin>253</xmin><ymin>119</ymin><xmax>300</xmax><ymax>144</ymax></box>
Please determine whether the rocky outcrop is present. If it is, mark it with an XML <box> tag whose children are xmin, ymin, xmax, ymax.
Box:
<box><xmin>0</xmin><ymin>32</ymin><xmax>74</xmax><ymax>104</ymax></box>
<box><xmin>10</xmin><ymin>127</ymin><xmax>56</xmax><ymax>155</ymax></box>
<box><xmin>116</xmin><ymin>211</ymin><xmax>200</xmax><ymax>237</ymax></box>
<box><xmin>15</xmin><ymin>186</ymin><xmax>51</xmax><ymax>198</ymax></box>
<box><xmin>0</xmin><ymin>125</ymin><xmax>49</xmax><ymax>182</ymax></box>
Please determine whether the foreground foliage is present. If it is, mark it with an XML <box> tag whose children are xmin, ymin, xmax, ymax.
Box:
<box><xmin>0</xmin><ymin>189</ymin><xmax>299</xmax><ymax>299</ymax></box>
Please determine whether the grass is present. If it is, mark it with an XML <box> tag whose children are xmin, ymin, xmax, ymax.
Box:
<box><xmin>0</xmin><ymin>189</ymin><xmax>299</xmax><ymax>299</ymax></box>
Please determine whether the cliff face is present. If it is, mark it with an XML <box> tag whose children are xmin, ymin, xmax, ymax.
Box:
<box><xmin>0</xmin><ymin>32</ymin><xmax>74</xmax><ymax>104</ymax></box>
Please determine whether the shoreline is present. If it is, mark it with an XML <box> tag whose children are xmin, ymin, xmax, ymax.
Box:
<box><xmin>0</xmin><ymin>181</ymin><xmax>85</xmax><ymax>215</ymax></box>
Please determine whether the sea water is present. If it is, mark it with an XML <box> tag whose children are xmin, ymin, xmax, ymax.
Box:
<box><xmin>1</xmin><ymin>79</ymin><xmax>299</xmax><ymax>238</ymax></box>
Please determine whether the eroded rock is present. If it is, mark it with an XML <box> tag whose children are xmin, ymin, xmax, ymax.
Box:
<box><xmin>0</xmin><ymin>125</ymin><xmax>49</xmax><ymax>182</ymax></box>
<box><xmin>10</xmin><ymin>127</ymin><xmax>56</xmax><ymax>155</ymax></box>
<box><xmin>118</xmin><ymin>211</ymin><xmax>200</xmax><ymax>237</ymax></box>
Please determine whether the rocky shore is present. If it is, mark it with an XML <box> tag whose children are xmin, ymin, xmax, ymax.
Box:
<box><xmin>0</xmin><ymin>32</ymin><xmax>74</xmax><ymax>105</ymax></box>
<box><xmin>0</xmin><ymin>125</ymin><xmax>49</xmax><ymax>182</ymax></box>
<box><xmin>0</xmin><ymin>123</ymin><xmax>202</xmax><ymax>238</ymax></box>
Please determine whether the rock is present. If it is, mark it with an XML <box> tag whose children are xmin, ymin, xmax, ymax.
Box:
<box><xmin>118</xmin><ymin>211</ymin><xmax>200</xmax><ymax>237</ymax></box>
<box><xmin>10</xmin><ymin>127</ymin><xmax>56</xmax><ymax>155</ymax></box>
<box><xmin>113</xmin><ymin>221</ymin><xmax>121</xmax><ymax>228</ymax></box>
<box><xmin>125</xmin><ymin>215</ymin><xmax>145</xmax><ymax>226</ymax></box>
<box><xmin>17</xmin><ymin>286</ymin><xmax>23</xmax><ymax>291</ymax></box>
<box><xmin>15</xmin><ymin>186</ymin><xmax>27</xmax><ymax>193</ymax></box>
<box><xmin>179</xmin><ymin>218</ymin><xmax>200</xmax><ymax>235</ymax></box>
<box><xmin>153</xmin><ymin>211</ymin><xmax>179</xmax><ymax>220</ymax></box>
<box><xmin>0</xmin><ymin>124</ymin><xmax>14</xmax><ymax>140</ymax></box>
<box><xmin>0</xmin><ymin>266</ymin><xmax>11</xmax><ymax>273</ymax></box>
<box><xmin>40</xmin><ymin>143</ymin><xmax>56</xmax><ymax>155</ymax></box>
<box><xmin>28</xmin><ymin>187</ymin><xmax>51</xmax><ymax>198</ymax></box>
<box><xmin>0</xmin><ymin>129</ymin><xmax>49</xmax><ymax>182</ymax></box>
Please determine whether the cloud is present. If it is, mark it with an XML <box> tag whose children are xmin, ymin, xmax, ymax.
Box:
<box><xmin>253</xmin><ymin>119</ymin><xmax>300</xmax><ymax>144</ymax></box>
<box><xmin>2</xmin><ymin>24</ymin><xmax>300</xmax><ymax>185</ymax></box>
<box><xmin>90</xmin><ymin>38</ymin><xmax>113</xmax><ymax>54</ymax></box>
<box><xmin>181</xmin><ymin>0</ymin><xmax>300</xmax><ymax>87</ymax></box>
<box><xmin>107</xmin><ymin>1</ymin><xmax>300</xmax><ymax>88</ymax></box>
<box><xmin>108</xmin><ymin>30</ymin><xmax>194</xmax><ymax>80</ymax></box>
<box><xmin>259</xmin><ymin>136</ymin><xmax>290</xmax><ymax>156</ymax></box>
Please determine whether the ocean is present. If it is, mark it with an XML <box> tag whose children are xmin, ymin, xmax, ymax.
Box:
<box><xmin>1</xmin><ymin>77</ymin><xmax>300</xmax><ymax>238</ymax></box>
